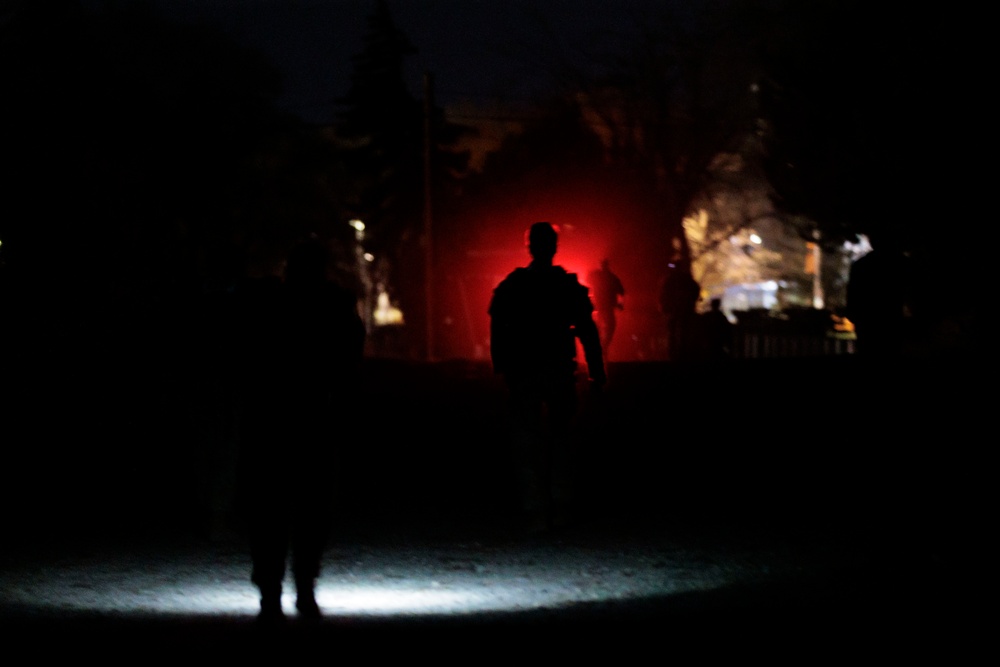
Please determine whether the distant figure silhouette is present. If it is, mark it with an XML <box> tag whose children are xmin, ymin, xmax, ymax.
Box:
<box><xmin>586</xmin><ymin>258</ymin><xmax>625</xmax><ymax>360</ymax></box>
<box><xmin>234</xmin><ymin>236</ymin><xmax>365</xmax><ymax>622</ymax></box>
<box><xmin>658</xmin><ymin>259</ymin><xmax>701</xmax><ymax>361</ymax></box>
<box><xmin>846</xmin><ymin>231</ymin><xmax>913</xmax><ymax>359</ymax></box>
<box><xmin>489</xmin><ymin>222</ymin><xmax>606</xmax><ymax>533</ymax></box>
<box><xmin>698</xmin><ymin>297</ymin><xmax>735</xmax><ymax>360</ymax></box>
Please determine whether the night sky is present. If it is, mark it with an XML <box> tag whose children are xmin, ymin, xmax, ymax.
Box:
<box><xmin>3</xmin><ymin>0</ymin><xmax>988</xmax><ymax>358</ymax></box>
<box><xmin>92</xmin><ymin>0</ymin><xmax>688</xmax><ymax>123</ymax></box>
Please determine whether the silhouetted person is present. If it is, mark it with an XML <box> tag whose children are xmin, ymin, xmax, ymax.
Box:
<box><xmin>845</xmin><ymin>231</ymin><xmax>913</xmax><ymax>359</ymax></box>
<box><xmin>658</xmin><ymin>259</ymin><xmax>701</xmax><ymax>361</ymax></box>
<box><xmin>586</xmin><ymin>258</ymin><xmax>625</xmax><ymax>360</ymax></box>
<box><xmin>698</xmin><ymin>297</ymin><xmax>735</xmax><ymax>360</ymax></box>
<box><xmin>489</xmin><ymin>222</ymin><xmax>606</xmax><ymax>533</ymax></box>
<box><xmin>234</xmin><ymin>236</ymin><xmax>365</xmax><ymax>622</ymax></box>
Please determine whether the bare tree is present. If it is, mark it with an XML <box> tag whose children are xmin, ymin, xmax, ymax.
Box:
<box><xmin>511</xmin><ymin>1</ymin><xmax>769</xmax><ymax>269</ymax></box>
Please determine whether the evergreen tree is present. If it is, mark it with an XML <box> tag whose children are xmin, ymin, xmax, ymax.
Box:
<box><xmin>334</xmin><ymin>0</ymin><xmax>473</xmax><ymax>358</ymax></box>
<box><xmin>335</xmin><ymin>0</ymin><xmax>422</xmax><ymax>257</ymax></box>
<box><xmin>0</xmin><ymin>0</ymin><xmax>292</xmax><ymax>297</ymax></box>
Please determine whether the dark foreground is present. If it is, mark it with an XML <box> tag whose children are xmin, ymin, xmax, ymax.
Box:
<box><xmin>0</xmin><ymin>355</ymin><xmax>988</xmax><ymax>656</ymax></box>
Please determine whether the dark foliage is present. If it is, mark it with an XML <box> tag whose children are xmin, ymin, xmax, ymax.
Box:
<box><xmin>0</xmin><ymin>1</ymin><xmax>303</xmax><ymax>296</ymax></box>
<box><xmin>758</xmin><ymin>1</ymin><xmax>988</xmax><ymax>353</ymax></box>
<box><xmin>758</xmin><ymin>1</ymin><xmax>983</xmax><ymax>251</ymax></box>
<box><xmin>333</xmin><ymin>0</ymin><xmax>475</xmax><ymax>358</ymax></box>
<box><xmin>0</xmin><ymin>1</ymin><xmax>359</xmax><ymax>397</ymax></box>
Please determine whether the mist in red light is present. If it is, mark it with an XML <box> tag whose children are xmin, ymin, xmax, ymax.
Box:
<box><xmin>435</xmin><ymin>180</ymin><xmax>674</xmax><ymax>362</ymax></box>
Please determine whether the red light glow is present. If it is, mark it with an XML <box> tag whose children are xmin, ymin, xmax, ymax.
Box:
<box><xmin>437</xmin><ymin>180</ymin><xmax>674</xmax><ymax>362</ymax></box>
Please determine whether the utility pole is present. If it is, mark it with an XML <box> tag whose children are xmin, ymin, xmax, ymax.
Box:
<box><xmin>423</xmin><ymin>71</ymin><xmax>435</xmax><ymax>362</ymax></box>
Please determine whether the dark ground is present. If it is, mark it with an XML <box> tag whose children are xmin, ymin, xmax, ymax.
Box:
<box><xmin>0</xmin><ymin>353</ymin><xmax>989</xmax><ymax>656</ymax></box>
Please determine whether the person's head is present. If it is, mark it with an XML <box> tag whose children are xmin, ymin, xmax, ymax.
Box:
<box><xmin>526</xmin><ymin>222</ymin><xmax>558</xmax><ymax>262</ymax></box>
<box><xmin>600</xmin><ymin>258</ymin><xmax>610</xmax><ymax>271</ymax></box>
<box><xmin>285</xmin><ymin>235</ymin><xmax>330</xmax><ymax>284</ymax></box>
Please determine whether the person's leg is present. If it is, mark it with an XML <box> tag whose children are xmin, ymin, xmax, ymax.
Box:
<box><xmin>240</xmin><ymin>413</ymin><xmax>290</xmax><ymax>621</ymax></box>
<box><xmin>546</xmin><ymin>378</ymin><xmax>580</xmax><ymax>528</ymax></box>
<box><xmin>290</xmin><ymin>489</ymin><xmax>329</xmax><ymax>619</ymax></box>
<box><xmin>249</xmin><ymin>497</ymin><xmax>288</xmax><ymax>620</ymax></box>
<box><xmin>284</xmin><ymin>416</ymin><xmax>334</xmax><ymax>619</ymax></box>
<box><xmin>604</xmin><ymin>313</ymin><xmax>617</xmax><ymax>359</ymax></box>
<box><xmin>508</xmin><ymin>380</ymin><xmax>549</xmax><ymax>532</ymax></box>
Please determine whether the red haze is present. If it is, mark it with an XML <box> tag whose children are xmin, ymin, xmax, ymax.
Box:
<box><xmin>436</xmin><ymin>183</ymin><xmax>674</xmax><ymax>362</ymax></box>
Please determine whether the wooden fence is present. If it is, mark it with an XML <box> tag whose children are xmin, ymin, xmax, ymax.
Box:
<box><xmin>731</xmin><ymin>308</ymin><xmax>856</xmax><ymax>359</ymax></box>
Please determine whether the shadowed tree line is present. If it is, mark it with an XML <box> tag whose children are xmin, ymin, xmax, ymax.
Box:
<box><xmin>0</xmin><ymin>2</ymin><xmax>356</xmax><ymax>530</ymax></box>
<box><xmin>333</xmin><ymin>0</ymin><xmax>476</xmax><ymax>360</ymax></box>
<box><xmin>475</xmin><ymin>0</ymin><xmax>986</xmax><ymax>358</ymax></box>
<box><xmin>1</xmin><ymin>0</ymin><xmax>985</xmax><ymax>366</ymax></box>
<box><xmin>757</xmin><ymin>0</ymin><xmax>988</xmax><ymax>356</ymax></box>
<box><xmin>0</xmin><ymin>0</ymin><xmax>988</xmax><ymax>543</ymax></box>
<box><xmin>0</xmin><ymin>1</ymin><xmax>358</xmax><ymax>357</ymax></box>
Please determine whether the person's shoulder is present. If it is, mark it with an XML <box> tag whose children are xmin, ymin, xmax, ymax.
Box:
<box><xmin>324</xmin><ymin>280</ymin><xmax>357</xmax><ymax>300</ymax></box>
<box><xmin>561</xmin><ymin>270</ymin><xmax>593</xmax><ymax>299</ymax></box>
<box><xmin>237</xmin><ymin>276</ymin><xmax>283</xmax><ymax>305</ymax></box>
<box><xmin>548</xmin><ymin>266</ymin><xmax>582</xmax><ymax>287</ymax></box>
<box><xmin>562</xmin><ymin>268</ymin><xmax>585</xmax><ymax>286</ymax></box>
<box><xmin>328</xmin><ymin>284</ymin><xmax>362</xmax><ymax>314</ymax></box>
<box><xmin>509</xmin><ymin>267</ymin><xmax>530</xmax><ymax>278</ymax></box>
<box><xmin>491</xmin><ymin>268</ymin><xmax>528</xmax><ymax>307</ymax></box>
<box><xmin>495</xmin><ymin>267</ymin><xmax>528</xmax><ymax>289</ymax></box>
